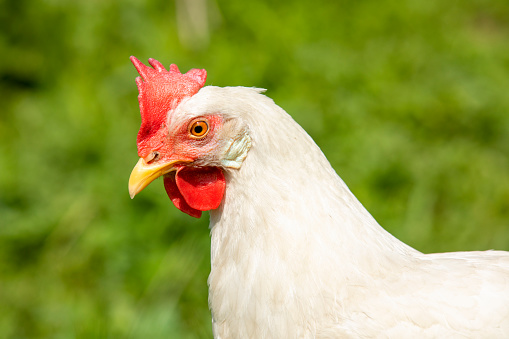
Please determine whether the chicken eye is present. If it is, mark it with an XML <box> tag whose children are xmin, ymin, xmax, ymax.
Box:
<box><xmin>189</xmin><ymin>120</ymin><xmax>209</xmax><ymax>138</ymax></box>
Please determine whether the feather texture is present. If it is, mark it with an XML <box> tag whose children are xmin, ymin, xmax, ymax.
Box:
<box><xmin>166</xmin><ymin>85</ymin><xmax>509</xmax><ymax>338</ymax></box>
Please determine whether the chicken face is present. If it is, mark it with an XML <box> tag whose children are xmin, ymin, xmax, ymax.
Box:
<box><xmin>129</xmin><ymin>113</ymin><xmax>226</xmax><ymax>218</ymax></box>
<box><xmin>128</xmin><ymin>57</ymin><xmax>251</xmax><ymax>218</ymax></box>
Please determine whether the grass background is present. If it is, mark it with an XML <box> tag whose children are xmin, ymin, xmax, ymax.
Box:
<box><xmin>1</xmin><ymin>0</ymin><xmax>509</xmax><ymax>337</ymax></box>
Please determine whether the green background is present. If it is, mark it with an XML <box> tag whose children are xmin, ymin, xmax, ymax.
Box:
<box><xmin>1</xmin><ymin>0</ymin><xmax>508</xmax><ymax>337</ymax></box>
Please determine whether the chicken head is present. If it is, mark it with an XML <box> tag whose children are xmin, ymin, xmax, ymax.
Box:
<box><xmin>128</xmin><ymin>57</ymin><xmax>250</xmax><ymax>218</ymax></box>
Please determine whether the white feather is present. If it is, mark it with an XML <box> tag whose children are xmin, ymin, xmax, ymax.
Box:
<box><xmin>174</xmin><ymin>86</ymin><xmax>509</xmax><ymax>338</ymax></box>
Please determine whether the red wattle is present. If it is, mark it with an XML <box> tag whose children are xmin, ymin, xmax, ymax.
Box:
<box><xmin>163</xmin><ymin>167</ymin><xmax>225</xmax><ymax>218</ymax></box>
<box><xmin>164</xmin><ymin>173</ymin><xmax>202</xmax><ymax>218</ymax></box>
<box><xmin>176</xmin><ymin>167</ymin><xmax>225</xmax><ymax>210</ymax></box>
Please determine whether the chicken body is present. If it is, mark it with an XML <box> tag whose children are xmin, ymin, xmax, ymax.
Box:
<box><xmin>172</xmin><ymin>86</ymin><xmax>509</xmax><ymax>338</ymax></box>
<box><xmin>127</xmin><ymin>57</ymin><xmax>509</xmax><ymax>338</ymax></box>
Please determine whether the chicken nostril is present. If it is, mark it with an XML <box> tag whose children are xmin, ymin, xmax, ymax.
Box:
<box><xmin>146</xmin><ymin>151</ymin><xmax>160</xmax><ymax>163</ymax></box>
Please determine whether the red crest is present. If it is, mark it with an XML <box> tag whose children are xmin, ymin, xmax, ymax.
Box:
<box><xmin>130</xmin><ymin>56</ymin><xmax>207</xmax><ymax>157</ymax></box>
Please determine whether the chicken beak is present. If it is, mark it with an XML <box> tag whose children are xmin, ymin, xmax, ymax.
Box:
<box><xmin>128</xmin><ymin>158</ymin><xmax>180</xmax><ymax>198</ymax></box>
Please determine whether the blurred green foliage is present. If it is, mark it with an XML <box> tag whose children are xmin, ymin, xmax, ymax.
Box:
<box><xmin>1</xmin><ymin>0</ymin><xmax>509</xmax><ymax>337</ymax></box>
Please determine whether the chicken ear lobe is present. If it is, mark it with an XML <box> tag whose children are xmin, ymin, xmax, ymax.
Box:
<box><xmin>163</xmin><ymin>167</ymin><xmax>225</xmax><ymax>218</ymax></box>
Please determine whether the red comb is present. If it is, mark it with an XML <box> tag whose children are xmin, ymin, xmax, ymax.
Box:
<box><xmin>130</xmin><ymin>56</ymin><xmax>207</xmax><ymax>157</ymax></box>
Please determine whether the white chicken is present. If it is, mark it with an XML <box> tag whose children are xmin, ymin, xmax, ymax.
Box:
<box><xmin>128</xmin><ymin>57</ymin><xmax>509</xmax><ymax>338</ymax></box>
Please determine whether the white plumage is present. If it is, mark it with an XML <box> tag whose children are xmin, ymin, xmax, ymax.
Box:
<box><xmin>175</xmin><ymin>86</ymin><xmax>509</xmax><ymax>338</ymax></box>
<box><xmin>130</xmin><ymin>79</ymin><xmax>509</xmax><ymax>338</ymax></box>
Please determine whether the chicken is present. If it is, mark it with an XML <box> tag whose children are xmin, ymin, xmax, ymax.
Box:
<box><xmin>127</xmin><ymin>56</ymin><xmax>509</xmax><ymax>338</ymax></box>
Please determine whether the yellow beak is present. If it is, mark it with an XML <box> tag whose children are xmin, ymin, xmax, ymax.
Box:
<box><xmin>128</xmin><ymin>158</ymin><xmax>180</xmax><ymax>198</ymax></box>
